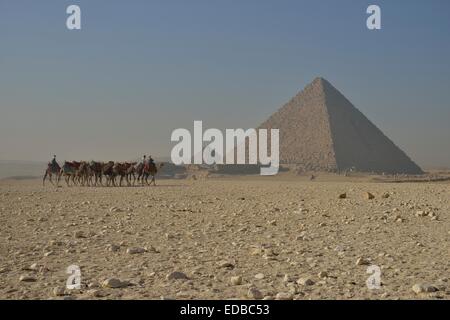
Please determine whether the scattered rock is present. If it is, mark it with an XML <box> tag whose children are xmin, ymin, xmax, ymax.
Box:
<box><xmin>250</xmin><ymin>248</ymin><xmax>263</xmax><ymax>256</ymax></box>
<box><xmin>53</xmin><ymin>287</ymin><xmax>65</xmax><ymax>296</ymax></box>
<box><xmin>74</xmin><ymin>231</ymin><xmax>85</xmax><ymax>239</ymax></box>
<box><xmin>102</xmin><ymin>278</ymin><xmax>128</xmax><ymax>288</ymax></box>
<box><xmin>297</xmin><ymin>277</ymin><xmax>315</xmax><ymax>286</ymax></box>
<box><xmin>283</xmin><ymin>274</ymin><xmax>293</xmax><ymax>283</ymax></box>
<box><xmin>254</xmin><ymin>273</ymin><xmax>265</xmax><ymax>280</ymax></box>
<box><xmin>365</xmin><ymin>192</ymin><xmax>375</xmax><ymax>200</ymax></box>
<box><xmin>318</xmin><ymin>271</ymin><xmax>328</xmax><ymax>279</ymax></box>
<box><xmin>19</xmin><ymin>275</ymin><xmax>37</xmax><ymax>282</ymax></box>
<box><xmin>88</xmin><ymin>289</ymin><xmax>105</xmax><ymax>297</ymax></box>
<box><xmin>166</xmin><ymin>271</ymin><xmax>189</xmax><ymax>281</ymax></box>
<box><xmin>275</xmin><ymin>292</ymin><xmax>293</xmax><ymax>300</ymax></box>
<box><xmin>107</xmin><ymin>244</ymin><xmax>120</xmax><ymax>252</ymax></box>
<box><xmin>218</xmin><ymin>260</ymin><xmax>235</xmax><ymax>269</ymax></box>
<box><xmin>126</xmin><ymin>247</ymin><xmax>146</xmax><ymax>254</ymax></box>
<box><xmin>247</xmin><ymin>288</ymin><xmax>263</xmax><ymax>300</ymax></box>
<box><xmin>382</xmin><ymin>193</ymin><xmax>390</xmax><ymax>199</ymax></box>
<box><xmin>88</xmin><ymin>281</ymin><xmax>100</xmax><ymax>288</ymax></box>
<box><xmin>0</xmin><ymin>267</ymin><xmax>10</xmax><ymax>274</ymax></box>
<box><xmin>415</xmin><ymin>210</ymin><xmax>427</xmax><ymax>217</ymax></box>
<box><xmin>356</xmin><ymin>257</ymin><xmax>371</xmax><ymax>266</ymax></box>
<box><xmin>29</xmin><ymin>263</ymin><xmax>39</xmax><ymax>271</ymax></box>
<box><xmin>412</xmin><ymin>284</ymin><xmax>438</xmax><ymax>294</ymax></box>
<box><xmin>339</xmin><ymin>193</ymin><xmax>347</xmax><ymax>199</ymax></box>
<box><xmin>230</xmin><ymin>276</ymin><xmax>242</xmax><ymax>285</ymax></box>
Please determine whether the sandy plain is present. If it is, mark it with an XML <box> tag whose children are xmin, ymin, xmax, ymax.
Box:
<box><xmin>0</xmin><ymin>175</ymin><xmax>448</xmax><ymax>300</ymax></box>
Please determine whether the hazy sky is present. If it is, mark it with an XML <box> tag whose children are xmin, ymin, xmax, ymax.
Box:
<box><xmin>1</xmin><ymin>0</ymin><xmax>449</xmax><ymax>167</ymax></box>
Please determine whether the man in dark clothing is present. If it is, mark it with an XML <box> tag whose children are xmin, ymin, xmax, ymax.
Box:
<box><xmin>51</xmin><ymin>155</ymin><xmax>58</xmax><ymax>171</ymax></box>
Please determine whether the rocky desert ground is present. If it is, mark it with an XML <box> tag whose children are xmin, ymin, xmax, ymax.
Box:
<box><xmin>0</xmin><ymin>175</ymin><xmax>448</xmax><ymax>300</ymax></box>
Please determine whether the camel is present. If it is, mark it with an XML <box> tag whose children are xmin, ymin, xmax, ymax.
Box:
<box><xmin>112</xmin><ymin>162</ymin><xmax>136</xmax><ymax>187</ymax></box>
<box><xmin>88</xmin><ymin>161</ymin><xmax>104</xmax><ymax>186</ymax></box>
<box><xmin>43</xmin><ymin>162</ymin><xmax>61</xmax><ymax>186</ymax></box>
<box><xmin>141</xmin><ymin>162</ymin><xmax>164</xmax><ymax>186</ymax></box>
<box><xmin>76</xmin><ymin>161</ymin><xmax>91</xmax><ymax>186</ymax></box>
<box><xmin>135</xmin><ymin>162</ymin><xmax>145</xmax><ymax>185</ymax></box>
<box><xmin>57</xmin><ymin>161</ymin><xmax>81</xmax><ymax>187</ymax></box>
<box><xmin>102</xmin><ymin>161</ymin><xmax>116</xmax><ymax>187</ymax></box>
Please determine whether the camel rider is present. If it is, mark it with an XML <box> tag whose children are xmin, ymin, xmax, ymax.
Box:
<box><xmin>148</xmin><ymin>155</ymin><xmax>155</xmax><ymax>166</ymax></box>
<box><xmin>141</xmin><ymin>155</ymin><xmax>146</xmax><ymax>166</ymax></box>
<box><xmin>51</xmin><ymin>155</ymin><xmax>58</xmax><ymax>170</ymax></box>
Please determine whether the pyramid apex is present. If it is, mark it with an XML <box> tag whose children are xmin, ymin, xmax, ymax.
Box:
<box><xmin>311</xmin><ymin>76</ymin><xmax>330</xmax><ymax>86</ymax></box>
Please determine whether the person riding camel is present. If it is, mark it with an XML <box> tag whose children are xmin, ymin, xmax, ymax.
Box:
<box><xmin>148</xmin><ymin>155</ymin><xmax>155</xmax><ymax>166</ymax></box>
<box><xmin>140</xmin><ymin>155</ymin><xmax>146</xmax><ymax>165</ymax></box>
<box><xmin>50</xmin><ymin>155</ymin><xmax>58</xmax><ymax>171</ymax></box>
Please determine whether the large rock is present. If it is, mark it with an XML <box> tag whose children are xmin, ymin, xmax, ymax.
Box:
<box><xmin>166</xmin><ymin>271</ymin><xmax>189</xmax><ymax>281</ymax></box>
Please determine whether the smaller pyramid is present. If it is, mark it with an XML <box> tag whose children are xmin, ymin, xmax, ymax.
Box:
<box><xmin>258</xmin><ymin>77</ymin><xmax>423</xmax><ymax>174</ymax></box>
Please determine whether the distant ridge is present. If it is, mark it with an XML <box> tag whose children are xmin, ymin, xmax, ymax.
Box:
<box><xmin>258</xmin><ymin>77</ymin><xmax>423</xmax><ymax>174</ymax></box>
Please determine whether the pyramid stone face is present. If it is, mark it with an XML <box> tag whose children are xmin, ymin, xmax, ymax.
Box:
<box><xmin>258</xmin><ymin>77</ymin><xmax>423</xmax><ymax>174</ymax></box>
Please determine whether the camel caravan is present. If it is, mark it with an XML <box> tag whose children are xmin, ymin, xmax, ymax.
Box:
<box><xmin>43</xmin><ymin>155</ymin><xmax>163</xmax><ymax>187</ymax></box>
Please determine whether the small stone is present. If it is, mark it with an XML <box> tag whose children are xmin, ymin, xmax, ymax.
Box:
<box><xmin>102</xmin><ymin>278</ymin><xmax>127</xmax><ymax>288</ymax></box>
<box><xmin>44</xmin><ymin>251</ymin><xmax>54</xmax><ymax>257</ymax></box>
<box><xmin>126</xmin><ymin>247</ymin><xmax>146</xmax><ymax>254</ymax></box>
<box><xmin>365</xmin><ymin>192</ymin><xmax>375</xmax><ymax>200</ymax></box>
<box><xmin>247</xmin><ymin>288</ymin><xmax>263</xmax><ymax>300</ymax></box>
<box><xmin>381</xmin><ymin>193</ymin><xmax>390</xmax><ymax>199</ymax></box>
<box><xmin>356</xmin><ymin>257</ymin><xmax>371</xmax><ymax>266</ymax></box>
<box><xmin>74</xmin><ymin>231</ymin><xmax>85</xmax><ymax>239</ymax></box>
<box><xmin>88</xmin><ymin>289</ymin><xmax>105</xmax><ymax>297</ymax></box>
<box><xmin>0</xmin><ymin>267</ymin><xmax>10</xmax><ymax>273</ymax></box>
<box><xmin>19</xmin><ymin>275</ymin><xmax>37</xmax><ymax>282</ymax></box>
<box><xmin>53</xmin><ymin>287</ymin><xmax>65</xmax><ymax>296</ymax></box>
<box><xmin>318</xmin><ymin>271</ymin><xmax>328</xmax><ymax>279</ymax></box>
<box><xmin>415</xmin><ymin>210</ymin><xmax>427</xmax><ymax>217</ymax></box>
<box><xmin>166</xmin><ymin>271</ymin><xmax>189</xmax><ymax>281</ymax></box>
<box><xmin>283</xmin><ymin>274</ymin><xmax>293</xmax><ymax>283</ymax></box>
<box><xmin>297</xmin><ymin>277</ymin><xmax>315</xmax><ymax>286</ymax></box>
<box><xmin>339</xmin><ymin>193</ymin><xmax>347</xmax><ymax>199</ymax></box>
<box><xmin>230</xmin><ymin>276</ymin><xmax>242</xmax><ymax>285</ymax></box>
<box><xmin>254</xmin><ymin>273</ymin><xmax>265</xmax><ymax>280</ymax></box>
<box><xmin>107</xmin><ymin>244</ymin><xmax>120</xmax><ymax>252</ymax></box>
<box><xmin>412</xmin><ymin>284</ymin><xmax>438</xmax><ymax>294</ymax></box>
<box><xmin>250</xmin><ymin>248</ymin><xmax>263</xmax><ymax>256</ymax></box>
<box><xmin>109</xmin><ymin>207</ymin><xmax>122</xmax><ymax>213</ymax></box>
<box><xmin>88</xmin><ymin>281</ymin><xmax>100</xmax><ymax>288</ymax></box>
<box><xmin>218</xmin><ymin>260</ymin><xmax>235</xmax><ymax>269</ymax></box>
<box><xmin>275</xmin><ymin>292</ymin><xmax>293</xmax><ymax>300</ymax></box>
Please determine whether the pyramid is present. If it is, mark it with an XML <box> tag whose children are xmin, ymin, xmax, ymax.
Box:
<box><xmin>258</xmin><ymin>77</ymin><xmax>423</xmax><ymax>174</ymax></box>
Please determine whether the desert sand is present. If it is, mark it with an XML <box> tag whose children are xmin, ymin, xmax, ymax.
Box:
<box><xmin>0</xmin><ymin>176</ymin><xmax>448</xmax><ymax>300</ymax></box>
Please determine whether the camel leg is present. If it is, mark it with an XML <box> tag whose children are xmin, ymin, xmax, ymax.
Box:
<box><xmin>48</xmin><ymin>173</ymin><xmax>55</xmax><ymax>186</ymax></box>
<box><xmin>56</xmin><ymin>171</ymin><xmax>62</xmax><ymax>187</ymax></box>
<box><xmin>43</xmin><ymin>170</ymin><xmax>48</xmax><ymax>187</ymax></box>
